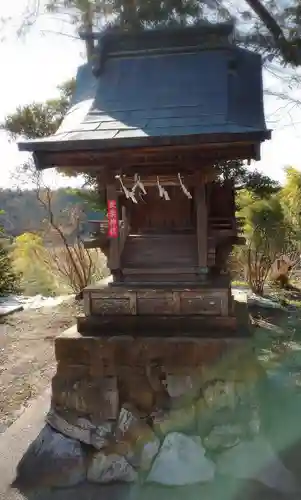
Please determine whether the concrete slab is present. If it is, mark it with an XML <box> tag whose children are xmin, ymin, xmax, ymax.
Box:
<box><xmin>0</xmin><ymin>298</ymin><xmax>23</xmax><ymax>317</ymax></box>
<box><xmin>0</xmin><ymin>389</ymin><xmax>50</xmax><ymax>496</ymax></box>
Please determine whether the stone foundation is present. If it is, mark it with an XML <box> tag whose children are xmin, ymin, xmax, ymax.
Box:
<box><xmin>43</xmin><ymin>326</ymin><xmax>266</xmax><ymax>486</ymax></box>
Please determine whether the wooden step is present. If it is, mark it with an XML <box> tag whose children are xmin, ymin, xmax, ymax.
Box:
<box><xmin>77</xmin><ymin>313</ymin><xmax>250</xmax><ymax>337</ymax></box>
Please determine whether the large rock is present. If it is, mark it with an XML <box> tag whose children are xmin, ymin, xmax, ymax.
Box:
<box><xmin>217</xmin><ymin>437</ymin><xmax>299</xmax><ymax>494</ymax></box>
<box><xmin>203</xmin><ymin>424</ymin><xmax>244</xmax><ymax>451</ymax></box>
<box><xmin>87</xmin><ymin>452</ymin><xmax>138</xmax><ymax>483</ymax></box>
<box><xmin>147</xmin><ymin>432</ymin><xmax>215</xmax><ymax>486</ymax></box>
<box><xmin>46</xmin><ymin>408</ymin><xmax>113</xmax><ymax>449</ymax></box>
<box><xmin>152</xmin><ymin>403</ymin><xmax>196</xmax><ymax>437</ymax></box>
<box><xmin>115</xmin><ymin>405</ymin><xmax>160</xmax><ymax>471</ymax></box>
<box><xmin>203</xmin><ymin>380</ymin><xmax>237</xmax><ymax>410</ymax></box>
<box><xmin>14</xmin><ymin>425</ymin><xmax>87</xmax><ymax>490</ymax></box>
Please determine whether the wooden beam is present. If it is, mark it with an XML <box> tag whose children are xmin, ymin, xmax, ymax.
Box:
<box><xmin>195</xmin><ymin>182</ymin><xmax>208</xmax><ymax>272</ymax></box>
<box><xmin>123</xmin><ymin>267</ymin><xmax>199</xmax><ymax>274</ymax></box>
<box><xmin>42</xmin><ymin>142</ymin><xmax>258</xmax><ymax>172</ymax></box>
<box><xmin>106</xmin><ymin>183</ymin><xmax>120</xmax><ymax>273</ymax></box>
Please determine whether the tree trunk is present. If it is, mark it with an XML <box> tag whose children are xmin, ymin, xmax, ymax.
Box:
<box><xmin>82</xmin><ymin>1</ymin><xmax>94</xmax><ymax>62</ymax></box>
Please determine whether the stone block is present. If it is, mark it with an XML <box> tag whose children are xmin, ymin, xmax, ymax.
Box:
<box><xmin>14</xmin><ymin>425</ymin><xmax>87</xmax><ymax>490</ymax></box>
<box><xmin>52</xmin><ymin>375</ymin><xmax>119</xmax><ymax>420</ymax></box>
<box><xmin>87</xmin><ymin>451</ymin><xmax>138</xmax><ymax>483</ymax></box>
<box><xmin>115</xmin><ymin>405</ymin><xmax>160</xmax><ymax>471</ymax></box>
<box><xmin>47</xmin><ymin>408</ymin><xmax>94</xmax><ymax>445</ymax></box>
<box><xmin>161</xmin><ymin>339</ymin><xmax>229</xmax><ymax>371</ymax></box>
<box><xmin>55</xmin><ymin>362</ymin><xmax>90</xmax><ymax>380</ymax></box>
<box><xmin>90</xmin><ymin>341</ymin><xmax>117</xmax><ymax>374</ymax></box>
<box><xmin>46</xmin><ymin>407</ymin><xmax>114</xmax><ymax>449</ymax></box>
<box><xmin>118</xmin><ymin>367</ymin><xmax>156</xmax><ymax>414</ymax></box>
<box><xmin>55</xmin><ymin>337</ymin><xmax>93</xmax><ymax>365</ymax></box>
<box><xmin>152</xmin><ymin>403</ymin><xmax>196</xmax><ymax>437</ymax></box>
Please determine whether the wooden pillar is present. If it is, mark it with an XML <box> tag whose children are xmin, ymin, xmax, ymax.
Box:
<box><xmin>196</xmin><ymin>182</ymin><xmax>208</xmax><ymax>273</ymax></box>
<box><xmin>106</xmin><ymin>183</ymin><xmax>120</xmax><ymax>276</ymax></box>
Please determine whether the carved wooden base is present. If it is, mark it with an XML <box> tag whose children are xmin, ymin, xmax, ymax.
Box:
<box><xmin>83</xmin><ymin>280</ymin><xmax>234</xmax><ymax>316</ymax></box>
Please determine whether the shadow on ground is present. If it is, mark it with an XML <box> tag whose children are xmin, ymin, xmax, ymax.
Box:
<box><xmin>9</xmin><ymin>478</ymin><xmax>298</xmax><ymax>500</ymax></box>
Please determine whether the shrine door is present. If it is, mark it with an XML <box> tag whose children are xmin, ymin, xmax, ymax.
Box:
<box><xmin>129</xmin><ymin>186</ymin><xmax>194</xmax><ymax>234</ymax></box>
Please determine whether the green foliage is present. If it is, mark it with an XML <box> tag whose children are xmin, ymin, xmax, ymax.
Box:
<box><xmin>0</xmin><ymin>244</ymin><xmax>21</xmax><ymax>296</ymax></box>
<box><xmin>217</xmin><ymin>160</ymin><xmax>280</xmax><ymax>198</ymax></box>
<box><xmin>234</xmin><ymin>188</ymin><xmax>295</xmax><ymax>294</ymax></box>
<box><xmin>280</xmin><ymin>166</ymin><xmax>301</xmax><ymax>236</ymax></box>
<box><xmin>12</xmin><ymin>0</ymin><xmax>301</xmax><ymax>69</ymax></box>
<box><xmin>233</xmin><ymin>167</ymin><xmax>301</xmax><ymax>296</ymax></box>
<box><xmin>241</xmin><ymin>194</ymin><xmax>290</xmax><ymax>250</ymax></box>
<box><xmin>45</xmin><ymin>0</ymin><xmax>213</xmax><ymax>31</ymax></box>
<box><xmin>0</xmin><ymin>223</ymin><xmax>21</xmax><ymax>296</ymax></box>
<box><xmin>12</xmin><ymin>233</ymin><xmax>59</xmax><ymax>296</ymax></box>
<box><xmin>2</xmin><ymin>80</ymin><xmax>75</xmax><ymax>141</ymax></box>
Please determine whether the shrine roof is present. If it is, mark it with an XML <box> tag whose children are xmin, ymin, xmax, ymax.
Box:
<box><xmin>18</xmin><ymin>23</ymin><xmax>270</xmax><ymax>163</ymax></box>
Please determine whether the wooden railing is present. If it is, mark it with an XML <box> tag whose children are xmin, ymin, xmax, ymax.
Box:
<box><xmin>88</xmin><ymin>215</ymin><xmax>130</xmax><ymax>264</ymax></box>
<box><xmin>119</xmin><ymin>219</ymin><xmax>129</xmax><ymax>258</ymax></box>
<box><xmin>88</xmin><ymin>220</ymin><xmax>108</xmax><ymax>236</ymax></box>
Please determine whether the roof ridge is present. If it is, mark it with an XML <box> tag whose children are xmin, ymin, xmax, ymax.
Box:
<box><xmin>91</xmin><ymin>22</ymin><xmax>235</xmax><ymax>76</ymax></box>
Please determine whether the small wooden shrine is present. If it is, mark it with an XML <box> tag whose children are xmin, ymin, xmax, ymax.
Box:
<box><xmin>17</xmin><ymin>24</ymin><xmax>270</xmax><ymax>481</ymax></box>
<box><xmin>20</xmin><ymin>22</ymin><xmax>270</xmax><ymax>336</ymax></box>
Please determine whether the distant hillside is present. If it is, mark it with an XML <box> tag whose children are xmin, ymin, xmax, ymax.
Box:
<box><xmin>0</xmin><ymin>188</ymin><xmax>103</xmax><ymax>239</ymax></box>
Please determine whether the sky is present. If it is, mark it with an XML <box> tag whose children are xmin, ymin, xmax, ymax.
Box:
<box><xmin>1</xmin><ymin>0</ymin><xmax>301</xmax><ymax>189</ymax></box>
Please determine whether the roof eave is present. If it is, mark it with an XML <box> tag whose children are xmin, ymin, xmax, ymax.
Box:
<box><xmin>18</xmin><ymin>129</ymin><xmax>272</xmax><ymax>156</ymax></box>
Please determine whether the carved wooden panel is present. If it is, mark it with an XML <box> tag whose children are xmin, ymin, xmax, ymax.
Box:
<box><xmin>137</xmin><ymin>297</ymin><xmax>173</xmax><ymax>315</ymax></box>
<box><xmin>180</xmin><ymin>295</ymin><xmax>222</xmax><ymax>315</ymax></box>
<box><xmin>87</xmin><ymin>285</ymin><xmax>231</xmax><ymax>317</ymax></box>
<box><xmin>179</xmin><ymin>290</ymin><xmax>228</xmax><ymax>315</ymax></box>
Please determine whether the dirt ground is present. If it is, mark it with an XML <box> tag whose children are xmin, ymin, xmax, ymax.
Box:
<box><xmin>0</xmin><ymin>300</ymin><xmax>81</xmax><ymax>434</ymax></box>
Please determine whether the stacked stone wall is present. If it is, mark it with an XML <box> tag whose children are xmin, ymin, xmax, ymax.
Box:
<box><xmin>44</xmin><ymin>332</ymin><xmax>265</xmax><ymax>484</ymax></box>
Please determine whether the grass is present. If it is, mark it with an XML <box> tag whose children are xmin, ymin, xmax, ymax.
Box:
<box><xmin>231</xmin><ymin>280</ymin><xmax>248</xmax><ymax>287</ymax></box>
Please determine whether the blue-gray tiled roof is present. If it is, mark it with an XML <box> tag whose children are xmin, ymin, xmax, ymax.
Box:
<box><xmin>18</xmin><ymin>24</ymin><xmax>270</xmax><ymax>154</ymax></box>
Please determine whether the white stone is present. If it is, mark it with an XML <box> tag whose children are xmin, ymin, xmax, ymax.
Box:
<box><xmin>146</xmin><ymin>432</ymin><xmax>215</xmax><ymax>486</ymax></box>
<box><xmin>217</xmin><ymin>437</ymin><xmax>299</xmax><ymax>494</ymax></box>
<box><xmin>15</xmin><ymin>424</ymin><xmax>86</xmax><ymax>489</ymax></box>
<box><xmin>165</xmin><ymin>375</ymin><xmax>194</xmax><ymax>398</ymax></box>
<box><xmin>91</xmin><ymin>422</ymin><xmax>114</xmax><ymax>449</ymax></box>
<box><xmin>87</xmin><ymin>452</ymin><xmax>138</xmax><ymax>483</ymax></box>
